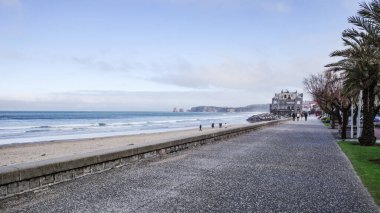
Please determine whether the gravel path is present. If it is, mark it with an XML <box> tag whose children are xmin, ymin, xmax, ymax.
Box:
<box><xmin>1</xmin><ymin>117</ymin><xmax>379</xmax><ymax>212</ymax></box>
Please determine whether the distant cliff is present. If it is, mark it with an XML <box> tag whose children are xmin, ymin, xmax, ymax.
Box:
<box><xmin>188</xmin><ymin>104</ymin><xmax>270</xmax><ymax>112</ymax></box>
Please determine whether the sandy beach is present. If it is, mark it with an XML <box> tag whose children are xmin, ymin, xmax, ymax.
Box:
<box><xmin>0</xmin><ymin>124</ymin><xmax>250</xmax><ymax>167</ymax></box>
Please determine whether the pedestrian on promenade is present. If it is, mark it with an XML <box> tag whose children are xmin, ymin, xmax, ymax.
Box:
<box><xmin>297</xmin><ymin>113</ymin><xmax>300</xmax><ymax>121</ymax></box>
<box><xmin>219</xmin><ymin>123</ymin><xmax>222</xmax><ymax>128</ymax></box>
<box><xmin>292</xmin><ymin>112</ymin><xmax>296</xmax><ymax>121</ymax></box>
<box><xmin>301</xmin><ymin>112</ymin><xmax>304</xmax><ymax>120</ymax></box>
<box><xmin>304</xmin><ymin>112</ymin><xmax>308</xmax><ymax>121</ymax></box>
<box><xmin>212</xmin><ymin>123</ymin><xmax>214</xmax><ymax>128</ymax></box>
<box><xmin>199</xmin><ymin>125</ymin><xmax>202</xmax><ymax>131</ymax></box>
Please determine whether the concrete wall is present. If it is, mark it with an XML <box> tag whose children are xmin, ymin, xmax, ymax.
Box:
<box><xmin>0</xmin><ymin>119</ymin><xmax>286</xmax><ymax>199</ymax></box>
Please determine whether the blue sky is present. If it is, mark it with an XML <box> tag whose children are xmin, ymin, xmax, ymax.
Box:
<box><xmin>0</xmin><ymin>0</ymin><xmax>358</xmax><ymax>111</ymax></box>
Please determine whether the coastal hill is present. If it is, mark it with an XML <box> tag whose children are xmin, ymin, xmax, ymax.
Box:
<box><xmin>188</xmin><ymin>104</ymin><xmax>269</xmax><ymax>112</ymax></box>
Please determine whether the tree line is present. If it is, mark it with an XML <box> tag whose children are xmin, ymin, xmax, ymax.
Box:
<box><xmin>304</xmin><ymin>0</ymin><xmax>380</xmax><ymax>146</ymax></box>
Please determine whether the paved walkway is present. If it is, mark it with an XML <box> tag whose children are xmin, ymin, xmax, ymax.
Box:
<box><xmin>1</xmin><ymin>117</ymin><xmax>379</xmax><ymax>212</ymax></box>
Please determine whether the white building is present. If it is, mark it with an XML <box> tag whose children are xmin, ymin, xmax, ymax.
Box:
<box><xmin>270</xmin><ymin>90</ymin><xmax>303</xmax><ymax>115</ymax></box>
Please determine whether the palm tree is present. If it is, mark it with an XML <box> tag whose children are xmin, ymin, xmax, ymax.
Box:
<box><xmin>354</xmin><ymin>0</ymin><xmax>380</xmax><ymax>112</ymax></box>
<box><xmin>352</xmin><ymin>1</ymin><xmax>380</xmax><ymax>145</ymax></box>
<box><xmin>327</xmin><ymin>31</ymin><xmax>378</xmax><ymax>145</ymax></box>
<box><xmin>326</xmin><ymin>0</ymin><xmax>379</xmax><ymax>145</ymax></box>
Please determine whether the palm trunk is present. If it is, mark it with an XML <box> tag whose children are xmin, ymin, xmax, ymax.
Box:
<box><xmin>359</xmin><ymin>87</ymin><xmax>376</xmax><ymax>146</ymax></box>
<box><xmin>341</xmin><ymin>107</ymin><xmax>349</xmax><ymax>140</ymax></box>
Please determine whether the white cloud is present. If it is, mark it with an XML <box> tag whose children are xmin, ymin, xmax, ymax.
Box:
<box><xmin>65</xmin><ymin>55</ymin><xmax>150</xmax><ymax>76</ymax></box>
<box><xmin>1</xmin><ymin>51</ymin><xmax>318</xmax><ymax>111</ymax></box>
<box><xmin>70</xmin><ymin>56</ymin><xmax>132</xmax><ymax>73</ymax></box>
<box><xmin>150</xmin><ymin>59</ymin><xmax>258</xmax><ymax>89</ymax></box>
<box><xmin>146</xmin><ymin>56</ymin><xmax>313</xmax><ymax>92</ymax></box>
<box><xmin>0</xmin><ymin>90</ymin><xmax>272</xmax><ymax>111</ymax></box>
<box><xmin>64</xmin><ymin>53</ymin><xmax>315</xmax><ymax>93</ymax></box>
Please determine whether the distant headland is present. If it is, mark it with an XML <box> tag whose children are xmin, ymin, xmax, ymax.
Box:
<box><xmin>186</xmin><ymin>104</ymin><xmax>270</xmax><ymax>113</ymax></box>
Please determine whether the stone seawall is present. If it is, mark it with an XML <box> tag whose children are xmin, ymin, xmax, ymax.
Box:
<box><xmin>0</xmin><ymin>119</ymin><xmax>287</xmax><ymax>199</ymax></box>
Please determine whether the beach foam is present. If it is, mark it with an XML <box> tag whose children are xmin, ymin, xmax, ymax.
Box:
<box><xmin>0</xmin><ymin>111</ymin><xmax>264</xmax><ymax>145</ymax></box>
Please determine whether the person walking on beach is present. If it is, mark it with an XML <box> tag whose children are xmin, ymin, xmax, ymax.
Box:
<box><xmin>304</xmin><ymin>112</ymin><xmax>308</xmax><ymax>121</ymax></box>
<box><xmin>199</xmin><ymin>125</ymin><xmax>202</xmax><ymax>131</ymax></box>
<box><xmin>292</xmin><ymin>112</ymin><xmax>296</xmax><ymax>121</ymax></box>
<box><xmin>212</xmin><ymin>123</ymin><xmax>214</xmax><ymax>128</ymax></box>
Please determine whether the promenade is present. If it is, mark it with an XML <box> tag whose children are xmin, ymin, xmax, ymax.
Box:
<box><xmin>1</xmin><ymin>117</ymin><xmax>379</xmax><ymax>212</ymax></box>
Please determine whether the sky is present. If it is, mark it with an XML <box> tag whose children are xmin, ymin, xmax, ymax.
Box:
<box><xmin>0</xmin><ymin>0</ymin><xmax>359</xmax><ymax>111</ymax></box>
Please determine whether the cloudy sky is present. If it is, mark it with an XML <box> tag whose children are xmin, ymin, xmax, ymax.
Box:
<box><xmin>0</xmin><ymin>0</ymin><xmax>358</xmax><ymax>111</ymax></box>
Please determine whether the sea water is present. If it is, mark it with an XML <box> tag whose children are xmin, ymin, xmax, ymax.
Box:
<box><xmin>0</xmin><ymin>111</ymin><xmax>262</xmax><ymax>145</ymax></box>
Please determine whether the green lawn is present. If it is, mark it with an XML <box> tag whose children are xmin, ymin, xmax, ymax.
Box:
<box><xmin>338</xmin><ymin>142</ymin><xmax>380</xmax><ymax>205</ymax></box>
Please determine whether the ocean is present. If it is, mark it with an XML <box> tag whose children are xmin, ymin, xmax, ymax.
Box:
<box><xmin>0</xmin><ymin>111</ymin><xmax>262</xmax><ymax>145</ymax></box>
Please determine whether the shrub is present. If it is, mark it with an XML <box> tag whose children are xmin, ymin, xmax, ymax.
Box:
<box><xmin>321</xmin><ymin>117</ymin><xmax>330</xmax><ymax>123</ymax></box>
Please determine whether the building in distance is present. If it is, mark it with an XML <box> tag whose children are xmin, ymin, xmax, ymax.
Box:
<box><xmin>270</xmin><ymin>90</ymin><xmax>303</xmax><ymax>116</ymax></box>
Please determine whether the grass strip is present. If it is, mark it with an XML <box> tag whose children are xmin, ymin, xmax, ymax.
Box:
<box><xmin>338</xmin><ymin>142</ymin><xmax>380</xmax><ymax>205</ymax></box>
